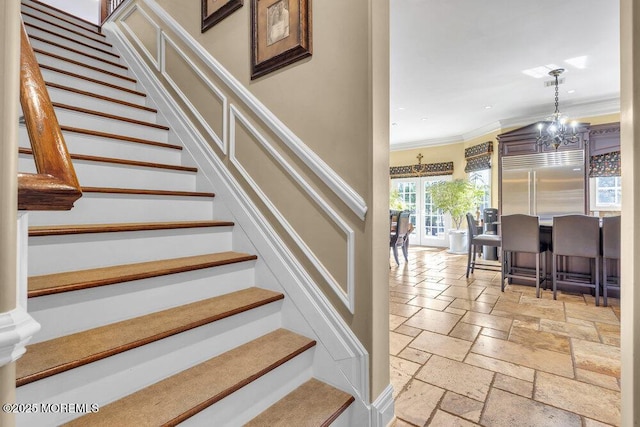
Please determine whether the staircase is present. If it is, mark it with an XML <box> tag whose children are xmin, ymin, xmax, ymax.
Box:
<box><xmin>16</xmin><ymin>1</ymin><xmax>355</xmax><ymax>425</ymax></box>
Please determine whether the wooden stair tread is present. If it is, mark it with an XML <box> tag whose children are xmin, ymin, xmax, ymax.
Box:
<box><xmin>52</xmin><ymin>102</ymin><xmax>169</xmax><ymax>129</ymax></box>
<box><xmin>35</xmin><ymin>49</ymin><xmax>135</xmax><ymax>83</ymax></box>
<box><xmin>22</xmin><ymin>10</ymin><xmax>111</xmax><ymax>47</ymax></box>
<box><xmin>28</xmin><ymin>251</ymin><xmax>256</xmax><ymax>297</ymax></box>
<box><xmin>246</xmin><ymin>378</ymin><xmax>354</xmax><ymax>427</ymax></box>
<box><xmin>24</xmin><ymin>21</ymin><xmax>118</xmax><ymax>57</ymax></box>
<box><xmin>46</xmin><ymin>82</ymin><xmax>156</xmax><ymax>112</ymax></box>
<box><xmin>63</xmin><ymin>329</ymin><xmax>315</xmax><ymax>427</ymax></box>
<box><xmin>29</xmin><ymin>220</ymin><xmax>234</xmax><ymax>236</ymax></box>
<box><xmin>59</xmin><ymin>126</ymin><xmax>181</xmax><ymax>150</ymax></box>
<box><xmin>32</xmin><ymin>36</ymin><xmax>127</xmax><ymax>69</ymax></box>
<box><xmin>17</xmin><ymin>287</ymin><xmax>284</xmax><ymax>386</ymax></box>
<box><xmin>81</xmin><ymin>186</ymin><xmax>214</xmax><ymax>197</ymax></box>
<box><xmin>39</xmin><ymin>64</ymin><xmax>146</xmax><ymax>96</ymax></box>
<box><xmin>20</xmin><ymin>147</ymin><xmax>193</xmax><ymax>172</ymax></box>
<box><xmin>23</xmin><ymin>0</ymin><xmax>102</xmax><ymax>33</ymax></box>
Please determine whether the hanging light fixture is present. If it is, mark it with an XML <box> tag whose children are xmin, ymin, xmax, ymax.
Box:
<box><xmin>536</xmin><ymin>68</ymin><xmax>579</xmax><ymax>150</ymax></box>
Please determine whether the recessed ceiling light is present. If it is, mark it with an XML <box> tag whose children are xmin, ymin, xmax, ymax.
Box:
<box><xmin>392</xmin><ymin>122</ymin><xmax>398</xmax><ymax>126</ymax></box>
<box><xmin>484</xmin><ymin>105</ymin><xmax>492</xmax><ymax>109</ymax></box>
<box><xmin>565</xmin><ymin>56</ymin><xmax>588</xmax><ymax>69</ymax></box>
<box><xmin>398</xmin><ymin>107</ymin><xmax>406</xmax><ymax>111</ymax></box>
<box><xmin>567</xmin><ymin>89</ymin><xmax>576</xmax><ymax>94</ymax></box>
<box><xmin>421</xmin><ymin>117</ymin><xmax>428</xmax><ymax>121</ymax></box>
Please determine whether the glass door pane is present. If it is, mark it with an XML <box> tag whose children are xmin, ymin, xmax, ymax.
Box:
<box><xmin>421</xmin><ymin>179</ymin><xmax>448</xmax><ymax>246</ymax></box>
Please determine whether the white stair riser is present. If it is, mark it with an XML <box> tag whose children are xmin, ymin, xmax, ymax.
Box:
<box><xmin>26</xmin><ymin>26</ymin><xmax>120</xmax><ymax>64</ymax></box>
<box><xmin>184</xmin><ymin>352</ymin><xmax>314</xmax><ymax>427</ymax></box>
<box><xmin>22</xmin><ymin>14</ymin><xmax>113</xmax><ymax>52</ymax></box>
<box><xmin>53</xmin><ymin>108</ymin><xmax>168</xmax><ymax>142</ymax></box>
<box><xmin>41</xmin><ymin>69</ymin><xmax>146</xmax><ymax>105</ymax></box>
<box><xmin>28</xmin><ymin>227</ymin><xmax>232</xmax><ymax>276</ymax></box>
<box><xmin>30</xmin><ymin>38</ymin><xmax>127</xmax><ymax>75</ymax></box>
<box><xmin>46</xmin><ymin>86</ymin><xmax>158</xmax><ymax>123</ymax></box>
<box><xmin>22</xmin><ymin>1</ymin><xmax>101</xmax><ymax>34</ymax></box>
<box><xmin>17</xmin><ymin>305</ymin><xmax>284</xmax><ymax>426</ymax></box>
<box><xmin>27</xmin><ymin>194</ymin><xmax>215</xmax><ymax>225</ymax></box>
<box><xmin>18</xmin><ymin>127</ymin><xmax>182</xmax><ymax>166</ymax></box>
<box><xmin>19</xmin><ymin>155</ymin><xmax>196</xmax><ymax>194</ymax></box>
<box><xmin>29</xmin><ymin>262</ymin><xmax>255</xmax><ymax>342</ymax></box>
<box><xmin>35</xmin><ymin>52</ymin><xmax>137</xmax><ymax>91</ymax></box>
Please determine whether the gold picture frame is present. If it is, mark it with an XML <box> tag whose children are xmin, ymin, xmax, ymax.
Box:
<box><xmin>251</xmin><ymin>0</ymin><xmax>312</xmax><ymax>79</ymax></box>
<box><xmin>202</xmin><ymin>0</ymin><xmax>243</xmax><ymax>32</ymax></box>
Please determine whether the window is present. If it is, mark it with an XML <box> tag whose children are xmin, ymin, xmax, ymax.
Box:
<box><xmin>590</xmin><ymin>176</ymin><xmax>622</xmax><ymax>211</ymax></box>
<box><xmin>468</xmin><ymin>169</ymin><xmax>491</xmax><ymax>213</ymax></box>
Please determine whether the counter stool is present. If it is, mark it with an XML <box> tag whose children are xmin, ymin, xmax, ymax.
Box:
<box><xmin>465</xmin><ymin>213</ymin><xmax>501</xmax><ymax>278</ymax></box>
<box><xmin>552</xmin><ymin>215</ymin><xmax>601</xmax><ymax>305</ymax></box>
<box><xmin>501</xmin><ymin>214</ymin><xmax>548</xmax><ymax>298</ymax></box>
<box><xmin>602</xmin><ymin>215</ymin><xmax>621</xmax><ymax>307</ymax></box>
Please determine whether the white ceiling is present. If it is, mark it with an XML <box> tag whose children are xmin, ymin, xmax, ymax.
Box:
<box><xmin>390</xmin><ymin>0</ymin><xmax>620</xmax><ymax>150</ymax></box>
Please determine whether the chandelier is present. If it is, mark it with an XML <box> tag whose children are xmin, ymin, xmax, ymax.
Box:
<box><xmin>536</xmin><ymin>68</ymin><xmax>579</xmax><ymax>150</ymax></box>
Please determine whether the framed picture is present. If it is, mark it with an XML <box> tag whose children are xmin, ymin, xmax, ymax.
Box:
<box><xmin>202</xmin><ymin>0</ymin><xmax>243</xmax><ymax>32</ymax></box>
<box><xmin>251</xmin><ymin>0</ymin><xmax>312</xmax><ymax>79</ymax></box>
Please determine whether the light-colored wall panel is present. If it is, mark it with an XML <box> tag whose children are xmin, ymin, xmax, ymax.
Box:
<box><xmin>121</xmin><ymin>6</ymin><xmax>159</xmax><ymax>67</ymax></box>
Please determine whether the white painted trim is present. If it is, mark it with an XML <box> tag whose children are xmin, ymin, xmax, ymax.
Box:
<box><xmin>104</xmin><ymin>22</ymin><xmax>370</xmax><ymax>404</ymax></box>
<box><xmin>0</xmin><ymin>213</ymin><xmax>41</xmax><ymax>367</ymax></box>
<box><xmin>160</xmin><ymin>34</ymin><xmax>227</xmax><ymax>154</ymax></box>
<box><xmin>229</xmin><ymin>106</ymin><xmax>355</xmax><ymax>312</ymax></box>
<box><xmin>136</xmin><ymin>0</ymin><xmax>367</xmax><ymax>221</ymax></box>
<box><xmin>370</xmin><ymin>384</ymin><xmax>395</xmax><ymax>427</ymax></box>
<box><xmin>119</xmin><ymin>4</ymin><xmax>160</xmax><ymax>71</ymax></box>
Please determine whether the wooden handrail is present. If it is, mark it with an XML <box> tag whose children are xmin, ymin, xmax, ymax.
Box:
<box><xmin>18</xmin><ymin>21</ymin><xmax>82</xmax><ymax>210</ymax></box>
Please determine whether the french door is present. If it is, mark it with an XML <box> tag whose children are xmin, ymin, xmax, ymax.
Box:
<box><xmin>392</xmin><ymin>176</ymin><xmax>451</xmax><ymax>247</ymax></box>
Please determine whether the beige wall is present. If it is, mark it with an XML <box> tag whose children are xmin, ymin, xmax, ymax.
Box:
<box><xmin>119</xmin><ymin>0</ymin><xmax>390</xmax><ymax>400</ymax></box>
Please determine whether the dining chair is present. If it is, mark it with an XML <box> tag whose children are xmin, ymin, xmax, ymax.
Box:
<box><xmin>500</xmin><ymin>214</ymin><xmax>548</xmax><ymax>297</ymax></box>
<box><xmin>552</xmin><ymin>215</ymin><xmax>600</xmax><ymax>305</ymax></box>
<box><xmin>602</xmin><ymin>215</ymin><xmax>621</xmax><ymax>307</ymax></box>
<box><xmin>465</xmin><ymin>213</ymin><xmax>501</xmax><ymax>278</ymax></box>
<box><xmin>390</xmin><ymin>211</ymin><xmax>411</xmax><ymax>265</ymax></box>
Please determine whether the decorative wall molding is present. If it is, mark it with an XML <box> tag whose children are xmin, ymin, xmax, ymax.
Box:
<box><xmin>229</xmin><ymin>105</ymin><xmax>355</xmax><ymax>312</ymax></box>
<box><xmin>114</xmin><ymin>0</ymin><xmax>368</xmax><ymax>221</ymax></box>
<box><xmin>160</xmin><ymin>34</ymin><xmax>227</xmax><ymax>154</ymax></box>
<box><xmin>370</xmin><ymin>384</ymin><xmax>395</xmax><ymax>427</ymax></box>
<box><xmin>104</xmin><ymin>19</ymin><xmax>370</xmax><ymax>408</ymax></box>
<box><xmin>119</xmin><ymin>4</ymin><xmax>161</xmax><ymax>71</ymax></box>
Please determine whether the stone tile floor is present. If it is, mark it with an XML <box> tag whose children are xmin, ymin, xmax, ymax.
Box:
<box><xmin>389</xmin><ymin>246</ymin><xmax>621</xmax><ymax>427</ymax></box>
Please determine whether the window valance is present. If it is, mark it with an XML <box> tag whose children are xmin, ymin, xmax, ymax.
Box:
<box><xmin>589</xmin><ymin>151</ymin><xmax>621</xmax><ymax>177</ymax></box>
<box><xmin>464</xmin><ymin>141</ymin><xmax>493</xmax><ymax>173</ymax></box>
<box><xmin>389</xmin><ymin>161</ymin><xmax>454</xmax><ymax>178</ymax></box>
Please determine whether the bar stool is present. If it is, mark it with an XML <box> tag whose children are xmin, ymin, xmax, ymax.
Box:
<box><xmin>552</xmin><ymin>215</ymin><xmax>601</xmax><ymax>305</ymax></box>
<box><xmin>465</xmin><ymin>213</ymin><xmax>501</xmax><ymax>278</ymax></box>
<box><xmin>501</xmin><ymin>214</ymin><xmax>548</xmax><ymax>298</ymax></box>
<box><xmin>602</xmin><ymin>215</ymin><xmax>621</xmax><ymax>307</ymax></box>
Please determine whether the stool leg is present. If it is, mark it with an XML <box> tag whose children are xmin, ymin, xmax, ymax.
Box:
<box><xmin>535</xmin><ymin>254</ymin><xmax>540</xmax><ymax>298</ymax></box>
<box><xmin>501</xmin><ymin>250</ymin><xmax>506</xmax><ymax>292</ymax></box>
<box><xmin>466</xmin><ymin>240</ymin><xmax>472</xmax><ymax>278</ymax></box>
<box><xmin>603</xmin><ymin>257</ymin><xmax>608</xmax><ymax>307</ymax></box>
<box><xmin>552</xmin><ymin>253</ymin><xmax>557</xmax><ymax>300</ymax></box>
<box><xmin>595</xmin><ymin>256</ymin><xmax>600</xmax><ymax>307</ymax></box>
<box><xmin>542</xmin><ymin>251</ymin><xmax>547</xmax><ymax>290</ymax></box>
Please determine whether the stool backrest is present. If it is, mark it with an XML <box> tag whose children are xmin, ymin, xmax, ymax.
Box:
<box><xmin>602</xmin><ymin>215</ymin><xmax>621</xmax><ymax>259</ymax></box>
<box><xmin>465</xmin><ymin>212</ymin><xmax>478</xmax><ymax>244</ymax></box>
<box><xmin>552</xmin><ymin>215</ymin><xmax>600</xmax><ymax>257</ymax></box>
<box><xmin>501</xmin><ymin>214</ymin><xmax>540</xmax><ymax>253</ymax></box>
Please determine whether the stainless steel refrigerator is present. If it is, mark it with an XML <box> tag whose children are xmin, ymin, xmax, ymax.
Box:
<box><xmin>501</xmin><ymin>150</ymin><xmax>586</xmax><ymax>223</ymax></box>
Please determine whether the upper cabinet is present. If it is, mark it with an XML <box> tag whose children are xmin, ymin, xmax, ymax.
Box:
<box><xmin>589</xmin><ymin>122</ymin><xmax>621</xmax><ymax>156</ymax></box>
<box><xmin>498</xmin><ymin>122</ymin><xmax>589</xmax><ymax>157</ymax></box>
